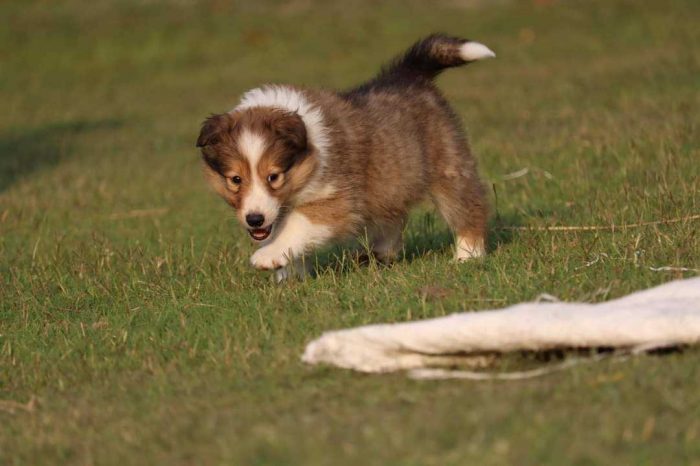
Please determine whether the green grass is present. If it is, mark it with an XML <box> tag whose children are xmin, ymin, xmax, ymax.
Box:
<box><xmin>1</xmin><ymin>0</ymin><xmax>699</xmax><ymax>464</ymax></box>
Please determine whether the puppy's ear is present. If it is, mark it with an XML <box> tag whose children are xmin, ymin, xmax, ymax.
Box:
<box><xmin>202</xmin><ymin>162</ymin><xmax>229</xmax><ymax>199</ymax></box>
<box><xmin>272</xmin><ymin>112</ymin><xmax>308</xmax><ymax>153</ymax></box>
<box><xmin>196</xmin><ymin>113</ymin><xmax>236</xmax><ymax>148</ymax></box>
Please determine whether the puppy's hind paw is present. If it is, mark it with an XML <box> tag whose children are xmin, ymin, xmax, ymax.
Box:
<box><xmin>455</xmin><ymin>235</ymin><xmax>486</xmax><ymax>262</ymax></box>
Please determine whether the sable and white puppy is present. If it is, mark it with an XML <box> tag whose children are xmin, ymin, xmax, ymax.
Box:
<box><xmin>196</xmin><ymin>34</ymin><xmax>494</xmax><ymax>280</ymax></box>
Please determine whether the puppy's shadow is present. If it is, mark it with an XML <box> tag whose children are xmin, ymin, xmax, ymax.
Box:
<box><xmin>487</xmin><ymin>211</ymin><xmax>523</xmax><ymax>253</ymax></box>
<box><xmin>402</xmin><ymin>211</ymin><xmax>452</xmax><ymax>262</ymax></box>
<box><xmin>403</xmin><ymin>210</ymin><xmax>522</xmax><ymax>261</ymax></box>
<box><xmin>308</xmin><ymin>210</ymin><xmax>522</xmax><ymax>277</ymax></box>
<box><xmin>0</xmin><ymin>120</ymin><xmax>122</xmax><ymax>192</ymax></box>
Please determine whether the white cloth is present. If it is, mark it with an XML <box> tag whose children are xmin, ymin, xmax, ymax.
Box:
<box><xmin>302</xmin><ymin>277</ymin><xmax>700</xmax><ymax>374</ymax></box>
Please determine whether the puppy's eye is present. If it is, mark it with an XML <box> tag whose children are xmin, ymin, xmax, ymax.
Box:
<box><xmin>231</xmin><ymin>176</ymin><xmax>242</xmax><ymax>185</ymax></box>
<box><xmin>267</xmin><ymin>172</ymin><xmax>285</xmax><ymax>189</ymax></box>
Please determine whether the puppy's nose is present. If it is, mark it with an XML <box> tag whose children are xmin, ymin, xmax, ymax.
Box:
<box><xmin>245</xmin><ymin>213</ymin><xmax>265</xmax><ymax>228</ymax></box>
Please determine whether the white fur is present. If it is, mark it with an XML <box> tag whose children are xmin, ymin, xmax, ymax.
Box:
<box><xmin>455</xmin><ymin>235</ymin><xmax>485</xmax><ymax>261</ymax></box>
<box><xmin>238</xmin><ymin>130</ymin><xmax>280</xmax><ymax>226</ymax></box>
<box><xmin>459</xmin><ymin>42</ymin><xmax>496</xmax><ymax>62</ymax></box>
<box><xmin>237</xmin><ymin>129</ymin><xmax>267</xmax><ymax>166</ymax></box>
<box><xmin>250</xmin><ymin>211</ymin><xmax>332</xmax><ymax>270</ymax></box>
<box><xmin>244</xmin><ymin>176</ymin><xmax>280</xmax><ymax>228</ymax></box>
<box><xmin>234</xmin><ymin>86</ymin><xmax>334</xmax><ymax>204</ymax></box>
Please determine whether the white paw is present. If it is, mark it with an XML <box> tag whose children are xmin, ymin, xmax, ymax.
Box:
<box><xmin>455</xmin><ymin>247</ymin><xmax>485</xmax><ymax>262</ymax></box>
<box><xmin>250</xmin><ymin>246</ymin><xmax>290</xmax><ymax>270</ymax></box>
<box><xmin>455</xmin><ymin>236</ymin><xmax>486</xmax><ymax>262</ymax></box>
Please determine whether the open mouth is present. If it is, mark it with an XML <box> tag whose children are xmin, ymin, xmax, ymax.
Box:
<box><xmin>248</xmin><ymin>225</ymin><xmax>272</xmax><ymax>242</ymax></box>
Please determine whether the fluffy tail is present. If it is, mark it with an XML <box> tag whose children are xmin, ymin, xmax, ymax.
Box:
<box><xmin>380</xmin><ymin>33</ymin><xmax>495</xmax><ymax>82</ymax></box>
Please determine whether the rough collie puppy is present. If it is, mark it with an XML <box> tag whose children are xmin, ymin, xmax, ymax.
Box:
<box><xmin>197</xmin><ymin>34</ymin><xmax>494</xmax><ymax>280</ymax></box>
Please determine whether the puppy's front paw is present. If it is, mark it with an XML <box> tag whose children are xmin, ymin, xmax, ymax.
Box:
<box><xmin>274</xmin><ymin>267</ymin><xmax>290</xmax><ymax>283</ymax></box>
<box><xmin>250</xmin><ymin>246</ymin><xmax>290</xmax><ymax>270</ymax></box>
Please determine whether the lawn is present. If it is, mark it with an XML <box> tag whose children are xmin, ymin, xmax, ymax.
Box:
<box><xmin>1</xmin><ymin>0</ymin><xmax>699</xmax><ymax>464</ymax></box>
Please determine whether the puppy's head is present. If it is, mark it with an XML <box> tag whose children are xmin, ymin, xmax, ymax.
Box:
<box><xmin>196</xmin><ymin>108</ymin><xmax>317</xmax><ymax>242</ymax></box>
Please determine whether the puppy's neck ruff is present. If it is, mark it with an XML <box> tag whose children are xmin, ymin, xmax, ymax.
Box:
<box><xmin>234</xmin><ymin>85</ymin><xmax>329</xmax><ymax>166</ymax></box>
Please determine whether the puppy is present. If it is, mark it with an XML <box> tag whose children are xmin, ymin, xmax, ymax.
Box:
<box><xmin>196</xmin><ymin>34</ymin><xmax>494</xmax><ymax>280</ymax></box>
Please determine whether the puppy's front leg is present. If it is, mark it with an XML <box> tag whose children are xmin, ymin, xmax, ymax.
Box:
<box><xmin>274</xmin><ymin>257</ymin><xmax>313</xmax><ymax>283</ymax></box>
<box><xmin>250</xmin><ymin>211</ymin><xmax>332</xmax><ymax>272</ymax></box>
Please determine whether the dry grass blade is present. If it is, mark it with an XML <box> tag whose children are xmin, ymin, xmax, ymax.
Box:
<box><xmin>107</xmin><ymin>208</ymin><xmax>169</xmax><ymax>220</ymax></box>
<box><xmin>0</xmin><ymin>396</ymin><xmax>38</xmax><ymax>414</ymax></box>
<box><xmin>497</xmin><ymin>214</ymin><xmax>700</xmax><ymax>232</ymax></box>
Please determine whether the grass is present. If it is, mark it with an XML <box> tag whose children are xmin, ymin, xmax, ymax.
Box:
<box><xmin>1</xmin><ymin>0</ymin><xmax>699</xmax><ymax>464</ymax></box>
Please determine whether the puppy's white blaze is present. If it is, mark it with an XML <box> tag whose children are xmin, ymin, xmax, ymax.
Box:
<box><xmin>455</xmin><ymin>235</ymin><xmax>485</xmax><ymax>261</ymax></box>
<box><xmin>243</xmin><ymin>176</ymin><xmax>280</xmax><ymax>228</ymax></box>
<box><xmin>237</xmin><ymin>130</ymin><xmax>267</xmax><ymax>166</ymax></box>
<box><xmin>234</xmin><ymin>86</ymin><xmax>330</xmax><ymax>168</ymax></box>
<box><xmin>459</xmin><ymin>42</ymin><xmax>496</xmax><ymax>62</ymax></box>
<box><xmin>236</xmin><ymin>130</ymin><xmax>279</xmax><ymax>226</ymax></box>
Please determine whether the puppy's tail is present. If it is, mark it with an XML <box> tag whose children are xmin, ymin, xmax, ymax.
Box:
<box><xmin>380</xmin><ymin>33</ymin><xmax>495</xmax><ymax>82</ymax></box>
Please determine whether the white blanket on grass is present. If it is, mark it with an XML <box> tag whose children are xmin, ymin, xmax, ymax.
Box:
<box><xmin>302</xmin><ymin>277</ymin><xmax>700</xmax><ymax>375</ymax></box>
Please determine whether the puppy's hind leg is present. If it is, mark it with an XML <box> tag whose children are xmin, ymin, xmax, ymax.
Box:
<box><xmin>454</xmin><ymin>231</ymin><xmax>486</xmax><ymax>261</ymax></box>
<box><xmin>369</xmin><ymin>220</ymin><xmax>406</xmax><ymax>264</ymax></box>
<box><xmin>431</xmin><ymin>179</ymin><xmax>488</xmax><ymax>262</ymax></box>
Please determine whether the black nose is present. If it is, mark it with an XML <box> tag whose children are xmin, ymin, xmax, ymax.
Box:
<box><xmin>245</xmin><ymin>213</ymin><xmax>265</xmax><ymax>228</ymax></box>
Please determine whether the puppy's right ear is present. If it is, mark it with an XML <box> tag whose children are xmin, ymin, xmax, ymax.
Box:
<box><xmin>196</xmin><ymin>113</ymin><xmax>236</xmax><ymax>148</ymax></box>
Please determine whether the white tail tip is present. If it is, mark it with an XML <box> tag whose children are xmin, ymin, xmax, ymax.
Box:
<box><xmin>459</xmin><ymin>41</ymin><xmax>496</xmax><ymax>62</ymax></box>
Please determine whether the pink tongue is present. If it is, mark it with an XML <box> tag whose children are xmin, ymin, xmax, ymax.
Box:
<box><xmin>252</xmin><ymin>229</ymin><xmax>268</xmax><ymax>239</ymax></box>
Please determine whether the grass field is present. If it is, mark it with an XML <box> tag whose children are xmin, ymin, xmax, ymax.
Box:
<box><xmin>1</xmin><ymin>0</ymin><xmax>699</xmax><ymax>464</ymax></box>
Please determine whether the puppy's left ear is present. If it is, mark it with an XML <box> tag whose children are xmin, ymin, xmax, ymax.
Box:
<box><xmin>196</xmin><ymin>113</ymin><xmax>236</xmax><ymax>148</ymax></box>
<box><xmin>273</xmin><ymin>112</ymin><xmax>308</xmax><ymax>153</ymax></box>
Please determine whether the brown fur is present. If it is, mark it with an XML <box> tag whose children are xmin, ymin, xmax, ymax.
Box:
<box><xmin>197</xmin><ymin>34</ymin><xmax>492</xmax><ymax>275</ymax></box>
<box><xmin>198</xmin><ymin>109</ymin><xmax>318</xmax><ymax>223</ymax></box>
